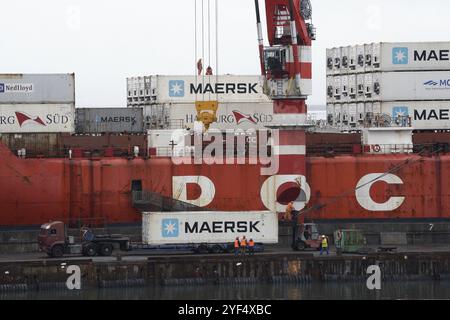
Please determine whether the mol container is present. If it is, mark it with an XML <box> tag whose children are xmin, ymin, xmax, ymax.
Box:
<box><xmin>364</xmin><ymin>71</ymin><xmax>450</xmax><ymax>101</ymax></box>
<box><xmin>0</xmin><ymin>74</ymin><xmax>75</xmax><ymax>104</ymax></box>
<box><xmin>377</xmin><ymin>101</ymin><xmax>450</xmax><ymax>130</ymax></box>
<box><xmin>142</xmin><ymin>211</ymin><xmax>278</xmax><ymax>246</ymax></box>
<box><xmin>127</xmin><ymin>75</ymin><xmax>271</xmax><ymax>104</ymax></box>
<box><xmin>75</xmin><ymin>108</ymin><xmax>144</xmax><ymax>134</ymax></box>
<box><xmin>0</xmin><ymin>104</ymin><xmax>74</xmax><ymax>133</ymax></box>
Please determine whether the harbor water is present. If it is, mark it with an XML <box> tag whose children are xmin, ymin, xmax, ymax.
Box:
<box><xmin>1</xmin><ymin>281</ymin><xmax>450</xmax><ymax>300</ymax></box>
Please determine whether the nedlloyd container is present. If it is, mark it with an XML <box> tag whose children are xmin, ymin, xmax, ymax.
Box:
<box><xmin>137</xmin><ymin>75</ymin><xmax>271</xmax><ymax>104</ymax></box>
<box><xmin>0</xmin><ymin>74</ymin><xmax>75</xmax><ymax>104</ymax></box>
<box><xmin>0</xmin><ymin>104</ymin><xmax>74</xmax><ymax>133</ymax></box>
<box><xmin>366</xmin><ymin>71</ymin><xmax>450</xmax><ymax>101</ymax></box>
<box><xmin>75</xmin><ymin>108</ymin><xmax>144</xmax><ymax>134</ymax></box>
<box><xmin>142</xmin><ymin>211</ymin><xmax>278</xmax><ymax>245</ymax></box>
<box><xmin>378</xmin><ymin>101</ymin><xmax>450</xmax><ymax>130</ymax></box>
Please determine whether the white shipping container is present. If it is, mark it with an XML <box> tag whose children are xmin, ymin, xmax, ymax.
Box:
<box><xmin>348</xmin><ymin>74</ymin><xmax>357</xmax><ymax>98</ymax></box>
<box><xmin>370</xmin><ymin>71</ymin><xmax>450</xmax><ymax>101</ymax></box>
<box><xmin>348</xmin><ymin>46</ymin><xmax>357</xmax><ymax>71</ymax></box>
<box><xmin>142</xmin><ymin>211</ymin><xmax>279</xmax><ymax>245</ymax></box>
<box><xmin>326</xmin><ymin>49</ymin><xmax>334</xmax><ymax>74</ymax></box>
<box><xmin>164</xmin><ymin>102</ymin><xmax>275</xmax><ymax>130</ymax></box>
<box><xmin>378</xmin><ymin>42</ymin><xmax>450</xmax><ymax>72</ymax></box>
<box><xmin>0</xmin><ymin>104</ymin><xmax>75</xmax><ymax>133</ymax></box>
<box><xmin>0</xmin><ymin>74</ymin><xmax>75</xmax><ymax>104</ymax></box>
<box><xmin>143</xmin><ymin>75</ymin><xmax>271</xmax><ymax>104</ymax></box>
<box><xmin>333</xmin><ymin>76</ymin><xmax>342</xmax><ymax>101</ymax></box>
<box><xmin>332</xmin><ymin>47</ymin><xmax>342</xmax><ymax>75</ymax></box>
<box><xmin>356</xmin><ymin>74</ymin><xmax>365</xmax><ymax>100</ymax></box>
<box><xmin>379</xmin><ymin>101</ymin><xmax>450</xmax><ymax>130</ymax></box>
<box><xmin>341</xmin><ymin>75</ymin><xmax>349</xmax><ymax>102</ymax></box>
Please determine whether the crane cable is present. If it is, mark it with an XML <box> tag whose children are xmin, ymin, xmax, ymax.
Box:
<box><xmin>298</xmin><ymin>146</ymin><xmax>445</xmax><ymax>218</ymax></box>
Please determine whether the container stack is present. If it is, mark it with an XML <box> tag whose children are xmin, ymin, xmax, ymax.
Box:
<box><xmin>326</xmin><ymin>42</ymin><xmax>450</xmax><ymax>130</ymax></box>
<box><xmin>0</xmin><ymin>74</ymin><xmax>75</xmax><ymax>156</ymax></box>
<box><xmin>126</xmin><ymin>75</ymin><xmax>274</xmax><ymax>131</ymax></box>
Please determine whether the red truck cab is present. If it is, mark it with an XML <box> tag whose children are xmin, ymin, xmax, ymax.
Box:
<box><xmin>38</xmin><ymin>221</ymin><xmax>67</xmax><ymax>257</ymax></box>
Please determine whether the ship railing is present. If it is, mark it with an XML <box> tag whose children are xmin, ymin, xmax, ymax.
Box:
<box><xmin>364</xmin><ymin>144</ymin><xmax>414</xmax><ymax>154</ymax></box>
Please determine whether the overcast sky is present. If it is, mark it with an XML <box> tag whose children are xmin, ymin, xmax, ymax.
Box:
<box><xmin>1</xmin><ymin>0</ymin><xmax>450</xmax><ymax>108</ymax></box>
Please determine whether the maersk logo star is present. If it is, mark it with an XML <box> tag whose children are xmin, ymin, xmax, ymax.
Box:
<box><xmin>392</xmin><ymin>47</ymin><xmax>409</xmax><ymax>65</ymax></box>
<box><xmin>169</xmin><ymin>80</ymin><xmax>185</xmax><ymax>97</ymax></box>
<box><xmin>162</xmin><ymin>219</ymin><xmax>179</xmax><ymax>238</ymax></box>
<box><xmin>392</xmin><ymin>106</ymin><xmax>409</xmax><ymax>118</ymax></box>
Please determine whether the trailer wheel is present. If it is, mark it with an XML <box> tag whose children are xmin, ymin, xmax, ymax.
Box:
<box><xmin>295</xmin><ymin>241</ymin><xmax>306</xmax><ymax>251</ymax></box>
<box><xmin>197</xmin><ymin>244</ymin><xmax>209</xmax><ymax>255</ymax></box>
<box><xmin>99</xmin><ymin>244</ymin><xmax>113</xmax><ymax>256</ymax></box>
<box><xmin>51</xmin><ymin>245</ymin><xmax>64</xmax><ymax>258</ymax></box>
<box><xmin>83</xmin><ymin>244</ymin><xmax>97</xmax><ymax>257</ymax></box>
<box><xmin>210</xmin><ymin>245</ymin><xmax>222</xmax><ymax>254</ymax></box>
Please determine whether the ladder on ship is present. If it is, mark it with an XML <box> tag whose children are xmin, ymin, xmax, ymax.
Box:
<box><xmin>132</xmin><ymin>191</ymin><xmax>208</xmax><ymax>213</ymax></box>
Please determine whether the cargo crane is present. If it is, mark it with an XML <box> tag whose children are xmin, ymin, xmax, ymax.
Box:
<box><xmin>254</xmin><ymin>0</ymin><xmax>318</xmax><ymax>251</ymax></box>
<box><xmin>253</xmin><ymin>0</ymin><xmax>315</xmax><ymax>213</ymax></box>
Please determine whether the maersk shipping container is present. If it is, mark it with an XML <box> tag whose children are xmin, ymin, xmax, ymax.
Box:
<box><xmin>142</xmin><ymin>211</ymin><xmax>278</xmax><ymax>245</ymax></box>
<box><xmin>166</xmin><ymin>102</ymin><xmax>275</xmax><ymax>130</ymax></box>
<box><xmin>364</xmin><ymin>71</ymin><xmax>450</xmax><ymax>101</ymax></box>
<box><xmin>128</xmin><ymin>75</ymin><xmax>271</xmax><ymax>104</ymax></box>
<box><xmin>330</xmin><ymin>42</ymin><xmax>450</xmax><ymax>75</ymax></box>
<box><xmin>0</xmin><ymin>74</ymin><xmax>75</xmax><ymax>104</ymax></box>
<box><xmin>378</xmin><ymin>101</ymin><xmax>450</xmax><ymax>130</ymax></box>
<box><xmin>75</xmin><ymin>108</ymin><xmax>144</xmax><ymax>134</ymax></box>
<box><xmin>0</xmin><ymin>104</ymin><xmax>75</xmax><ymax>133</ymax></box>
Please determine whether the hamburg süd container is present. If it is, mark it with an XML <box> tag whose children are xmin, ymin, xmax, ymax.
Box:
<box><xmin>142</xmin><ymin>211</ymin><xmax>278</xmax><ymax>245</ymax></box>
<box><xmin>75</xmin><ymin>108</ymin><xmax>144</xmax><ymax>134</ymax></box>
<box><xmin>0</xmin><ymin>104</ymin><xmax>75</xmax><ymax>133</ymax></box>
<box><xmin>0</xmin><ymin>74</ymin><xmax>75</xmax><ymax>104</ymax></box>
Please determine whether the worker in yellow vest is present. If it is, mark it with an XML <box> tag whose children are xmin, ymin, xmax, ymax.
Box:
<box><xmin>320</xmin><ymin>235</ymin><xmax>329</xmax><ymax>256</ymax></box>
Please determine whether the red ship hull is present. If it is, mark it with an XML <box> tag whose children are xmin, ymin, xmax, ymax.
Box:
<box><xmin>1</xmin><ymin>141</ymin><xmax>449</xmax><ymax>227</ymax></box>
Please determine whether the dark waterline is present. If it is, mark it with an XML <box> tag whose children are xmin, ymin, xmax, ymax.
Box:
<box><xmin>1</xmin><ymin>281</ymin><xmax>450</xmax><ymax>300</ymax></box>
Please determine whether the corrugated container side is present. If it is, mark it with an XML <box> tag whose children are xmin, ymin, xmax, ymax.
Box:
<box><xmin>152</xmin><ymin>75</ymin><xmax>271</xmax><ymax>103</ymax></box>
<box><xmin>380</xmin><ymin>42</ymin><xmax>450</xmax><ymax>72</ymax></box>
<box><xmin>0</xmin><ymin>104</ymin><xmax>75</xmax><ymax>133</ymax></box>
<box><xmin>142</xmin><ymin>211</ymin><xmax>278</xmax><ymax>245</ymax></box>
<box><xmin>373</xmin><ymin>71</ymin><xmax>450</xmax><ymax>101</ymax></box>
<box><xmin>0</xmin><ymin>74</ymin><xmax>75</xmax><ymax>104</ymax></box>
<box><xmin>75</xmin><ymin>108</ymin><xmax>144</xmax><ymax>134</ymax></box>
<box><xmin>379</xmin><ymin>101</ymin><xmax>450</xmax><ymax>130</ymax></box>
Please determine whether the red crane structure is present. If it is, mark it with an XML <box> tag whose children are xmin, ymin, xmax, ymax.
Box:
<box><xmin>254</xmin><ymin>0</ymin><xmax>316</xmax><ymax>217</ymax></box>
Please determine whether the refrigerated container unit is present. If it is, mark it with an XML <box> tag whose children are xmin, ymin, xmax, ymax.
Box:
<box><xmin>127</xmin><ymin>76</ymin><xmax>154</xmax><ymax>107</ymax></box>
<box><xmin>75</xmin><ymin>108</ymin><xmax>144</xmax><ymax>134</ymax></box>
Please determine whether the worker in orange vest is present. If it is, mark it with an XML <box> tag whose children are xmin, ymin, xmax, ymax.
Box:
<box><xmin>240</xmin><ymin>236</ymin><xmax>247</xmax><ymax>256</ymax></box>
<box><xmin>233</xmin><ymin>237</ymin><xmax>240</xmax><ymax>257</ymax></box>
<box><xmin>284</xmin><ymin>202</ymin><xmax>294</xmax><ymax>221</ymax></box>
<box><xmin>248</xmin><ymin>238</ymin><xmax>255</xmax><ymax>256</ymax></box>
